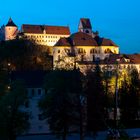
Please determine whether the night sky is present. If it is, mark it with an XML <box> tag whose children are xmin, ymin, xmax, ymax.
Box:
<box><xmin>0</xmin><ymin>0</ymin><xmax>140</xmax><ymax>54</ymax></box>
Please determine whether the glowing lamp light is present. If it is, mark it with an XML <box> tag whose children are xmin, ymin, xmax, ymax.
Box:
<box><xmin>7</xmin><ymin>86</ymin><xmax>11</xmax><ymax>90</ymax></box>
<box><xmin>8</xmin><ymin>63</ymin><xmax>11</xmax><ymax>66</ymax></box>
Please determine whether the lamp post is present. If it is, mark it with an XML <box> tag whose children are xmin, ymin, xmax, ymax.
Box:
<box><xmin>7</xmin><ymin>62</ymin><xmax>11</xmax><ymax>90</ymax></box>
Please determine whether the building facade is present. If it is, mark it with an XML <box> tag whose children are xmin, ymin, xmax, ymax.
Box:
<box><xmin>78</xmin><ymin>54</ymin><xmax>140</xmax><ymax>74</ymax></box>
<box><xmin>53</xmin><ymin>32</ymin><xmax>119</xmax><ymax>69</ymax></box>
<box><xmin>0</xmin><ymin>18</ymin><xmax>70</xmax><ymax>47</ymax></box>
<box><xmin>21</xmin><ymin>24</ymin><xmax>70</xmax><ymax>47</ymax></box>
<box><xmin>11</xmin><ymin>71</ymin><xmax>50</xmax><ymax>134</ymax></box>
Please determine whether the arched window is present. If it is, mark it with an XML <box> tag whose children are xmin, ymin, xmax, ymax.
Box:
<box><xmin>104</xmin><ymin>48</ymin><xmax>111</xmax><ymax>54</ymax></box>
<box><xmin>78</xmin><ymin>48</ymin><xmax>83</xmax><ymax>53</ymax></box>
<box><xmin>90</xmin><ymin>49</ymin><xmax>97</xmax><ymax>54</ymax></box>
<box><xmin>58</xmin><ymin>50</ymin><xmax>60</xmax><ymax>53</ymax></box>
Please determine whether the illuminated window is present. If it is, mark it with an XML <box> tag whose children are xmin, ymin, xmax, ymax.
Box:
<box><xmin>90</xmin><ymin>49</ymin><xmax>97</xmax><ymax>54</ymax></box>
<box><xmin>78</xmin><ymin>48</ymin><xmax>83</xmax><ymax>53</ymax></box>
<box><xmin>105</xmin><ymin>48</ymin><xmax>111</xmax><ymax>54</ymax></box>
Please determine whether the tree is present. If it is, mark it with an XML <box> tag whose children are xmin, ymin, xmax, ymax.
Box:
<box><xmin>0</xmin><ymin>70</ymin><xmax>9</xmax><ymax>97</ymax></box>
<box><xmin>120</xmin><ymin>68</ymin><xmax>140</xmax><ymax>122</ymax></box>
<box><xmin>0</xmin><ymin>80</ymin><xmax>29</xmax><ymax>140</ymax></box>
<box><xmin>39</xmin><ymin>69</ymin><xmax>84</xmax><ymax>140</ymax></box>
<box><xmin>129</xmin><ymin>68</ymin><xmax>140</xmax><ymax>120</ymax></box>
<box><xmin>85</xmin><ymin>63</ymin><xmax>105</xmax><ymax>137</ymax></box>
<box><xmin>119</xmin><ymin>76</ymin><xmax>130</xmax><ymax>121</ymax></box>
<box><xmin>0</xmin><ymin>38</ymin><xmax>52</xmax><ymax>71</ymax></box>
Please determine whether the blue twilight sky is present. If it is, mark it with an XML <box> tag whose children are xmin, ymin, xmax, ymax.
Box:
<box><xmin>0</xmin><ymin>0</ymin><xmax>140</xmax><ymax>54</ymax></box>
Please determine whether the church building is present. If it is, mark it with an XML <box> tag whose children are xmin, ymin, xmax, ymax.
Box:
<box><xmin>53</xmin><ymin>18</ymin><xmax>119</xmax><ymax>69</ymax></box>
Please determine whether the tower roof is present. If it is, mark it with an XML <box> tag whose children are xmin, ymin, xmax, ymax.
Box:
<box><xmin>80</xmin><ymin>18</ymin><xmax>92</xmax><ymax>29</ymax></box>
<box><xmin>6</xmin><ymin>18</ymin><xmax>17</xmax><ymax>27</ymax></box>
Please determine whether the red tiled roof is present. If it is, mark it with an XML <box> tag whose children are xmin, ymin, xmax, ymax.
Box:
<box><xmin>55</xmin><ymin>32</ymin><xmax>118</xmax><ymax>47</ymax></box>
<box><xmin>80</xmin><ymin>18</ymin><xmax>92</xmax><ymax>29</ymax></box>
<box><xmin>55</xmin><ymin>38</ymin><xmax>71</xmax><ymax>46</ymax></box>
<box><xmin>105</xmin><ymin>54</ymin><xmax>128</xmax><ymax>64</ymax></box>
<box><xmin>101</xmin><ymin>38</ymin><xmax>118</xmax><ymax>46</ymax></box>
<box><xmin>21</xmin><ymin>24</ymin><xmax>70</xmax><ymax>35</ymax></box>
<box><xmin>78</xmin><ymin>54</ymin><xmax>140</xmax><ymax>65</ymax></box>
<box><xmin>70</xmin><ymin>32</ymin><xmax>98</xmax><ymax>46</ymax></box>
<box><xmin>127</xmin><ymin>54</ymin><xmax>140</xmax><ymax>64</ymax></box>
<box><xmin>105</xmin><ymin>54</ymin><xmax>140</xmax><ymax>64</ymax></box>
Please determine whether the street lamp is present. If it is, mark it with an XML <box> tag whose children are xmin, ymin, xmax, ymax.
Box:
<box><xmin>8</xmin><ymin>63</ymin><xmax>11</xmax><ymax>67</ymax></box>
<box><xmin>7</xmin><ymin>62</ymin><xmax>11</xmax><ymax>90</ymax></box>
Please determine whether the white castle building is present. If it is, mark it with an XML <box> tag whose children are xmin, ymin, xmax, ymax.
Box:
<box><xmin>1</xmin><ymin>18</ymin><xmax>139</xmax><ymax>73</ymax></box>
<box><xmin>0</xmin><ymin>18</ymin><xmax>70</xmax><ymax>48</ymax></box>
<box><xmin>0</xmin><ymin>17</ymin><xmax>140</xmax><ymax>136</ymax></box>
<box><xmin>21</xmin><ymin>24</ymin><xmax>70</xmax><ymax>46</ymax></box>
<box><xmin>53</xmin><ymin>18</ymin><xmax>119</xmax><ymax>69</ymax></box>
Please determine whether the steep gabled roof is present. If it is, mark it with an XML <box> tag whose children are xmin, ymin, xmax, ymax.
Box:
<box><xmin>70</xmin><ymin>32</ymin><xmax>98</xmax><ymax>46</ymax></box>
<box><xmin>101</xmin><ymin>38</ymin><xmax>118</xmax><ymax>46</ymax></box>
<box><xmin>55</xmin><ymin>32</ymin><xmax>118</xmax><ymax>47</ymax></box>
<box><xmin>94</xmin><ymin>36</ymin><xmax>118</xmax><ymax>47</ymax></box>
<box><xmin>21</xmin><ymin>24</ymin><xmax>70</xmax><ymax>35</ymax></box>
<box><xmin>6</xmin><ymin>18</ymin><xmax>17</xmax><ymax>27</ymax></box>
<box><xmin>80</xmin><ymin>18</ymin><xmax>92</xmax><ymax>29</ymax></box>
<box><xmin>55</xmin><ymin>38</ymin><xmax>71</xmax><ymax>46</ymax></box>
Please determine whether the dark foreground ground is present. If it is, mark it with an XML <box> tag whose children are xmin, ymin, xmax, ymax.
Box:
<box><xmin>17</xmin><ymin>128</ymin><xmax>140</xmax><ymax>140</ymax></box>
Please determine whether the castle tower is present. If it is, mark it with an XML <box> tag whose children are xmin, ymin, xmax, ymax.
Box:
<box><xmin>5</xmin><ymin>18</ymin><xmax>18</xmax><ymax>40</ymax></box>
<box><xmin>78</xmin><ymin>18</ymin><xmax>92</xmax><ymax>36</ymax></box>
